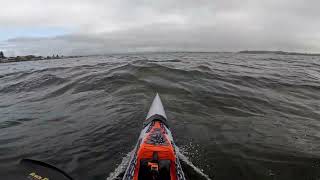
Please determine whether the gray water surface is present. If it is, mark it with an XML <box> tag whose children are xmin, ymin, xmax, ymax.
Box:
<box><xmin>0</xmin><ymin>52</ymin><xmax>320</xmax><ymax>180</ymax></box>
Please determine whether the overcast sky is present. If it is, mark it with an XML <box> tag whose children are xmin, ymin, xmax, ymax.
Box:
<box><xmin>1</xmin><ymin>0</ymin><xmax>319</xmax><ymax>56</ymax></box>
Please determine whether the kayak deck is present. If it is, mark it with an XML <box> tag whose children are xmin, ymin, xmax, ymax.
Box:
<box><xmin>122</xmin><ymin>94</ymin><xmax>185</xmax><ymax>180</ymax></box>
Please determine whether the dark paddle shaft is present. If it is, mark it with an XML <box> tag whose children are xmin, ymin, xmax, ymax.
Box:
<box><xmin>19</xmin><ymin>159</ymin><xmax>74</xmax><ymax>180</ymax></box>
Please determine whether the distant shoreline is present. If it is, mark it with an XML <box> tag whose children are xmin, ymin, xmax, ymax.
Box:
<box><xmin>0</xmin><ymin>55</ymin><xmax>83</xmax><ymax>64</ymax></box>
<box><xmin>238</xmin><ymin>50</ymin><xmax>320</xmax><ymax>56</ymax></box>
<box><xmin>1</xmin><ymin>50</ymin><xmax>319</xmax><ymax>64</ymax></box>
<box><xmin>113</xmin><ymin>50</ymin><xmax>320</xmax><ymax>56</ymax></box>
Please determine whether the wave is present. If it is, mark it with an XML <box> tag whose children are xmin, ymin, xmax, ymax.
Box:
<box><xmin>1</xmin><ymin>53</ymin><xmax>319</xmax><ymax>180</ymax></box>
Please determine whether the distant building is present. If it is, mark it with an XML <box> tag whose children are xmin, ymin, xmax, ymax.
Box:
<box><xmin>0</xmin><ymin>51</ymin><xmax>5</xmax><ymax>59</ymax></box>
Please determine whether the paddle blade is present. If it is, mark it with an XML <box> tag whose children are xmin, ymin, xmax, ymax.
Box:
<box><xmin>20</xmin><ymin>159</ymin><xmax>73</xmax><ymax>180</ymax></box>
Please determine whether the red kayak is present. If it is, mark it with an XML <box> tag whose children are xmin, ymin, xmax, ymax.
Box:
<box><xmin>122</xmin><ymin>93</ymin><xmax>186</xmax><ymax>180</ymax></box>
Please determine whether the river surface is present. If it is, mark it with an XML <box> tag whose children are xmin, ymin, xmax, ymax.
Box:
<box><xmin>0</xmin><ymin>52</ymin><xmax>320</xmax><ymax>180</ymax></box>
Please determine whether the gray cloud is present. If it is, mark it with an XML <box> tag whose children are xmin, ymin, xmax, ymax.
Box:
<box><xmin>1</xmin><ymin>0</ymin><xmax>320</xmax><ymax>56</ymax></box>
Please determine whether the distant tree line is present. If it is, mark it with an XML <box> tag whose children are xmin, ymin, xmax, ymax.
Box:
<box><xmin>239</xmin><ymin>50</ymin><xmax>320</xmax><ymax>56</ymax></box>
<box><xmin>0</xmin><ymin>51</ymin><xmax>83</xmax><ymax>64</ymax></box>
<box><xmin>0</xmin><ymin>51</ymin><xmax>64</xmax><ymax>59</ymax></box>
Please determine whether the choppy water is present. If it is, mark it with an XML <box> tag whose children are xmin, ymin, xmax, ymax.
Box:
<box><xmin>0</xmin><ymin>52</ymin><xmax>320</xmax><ymax>180</ymax></box>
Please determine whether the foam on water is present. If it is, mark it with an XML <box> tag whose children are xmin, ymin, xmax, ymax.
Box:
<box><xmin>176</xmin><ymin>146</ymin><xmax>212</xmax><ymax>180</ymax></box>
<box><xmin>106</xmin><ymin>152</ymin><xmax>132</xmax><ymax>180</ymax></box>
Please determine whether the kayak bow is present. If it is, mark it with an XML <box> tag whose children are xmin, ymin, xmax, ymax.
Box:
<box><xmin>123</xmin><ymin>93</ymin><xmax>185</xmax><ymax>180</ymax></box>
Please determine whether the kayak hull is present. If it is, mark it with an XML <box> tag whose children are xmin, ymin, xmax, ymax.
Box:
<box><xmin>122</xmin><ymin>94</ymin><xmax>185</xmax><ymax>180</ymax></box>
